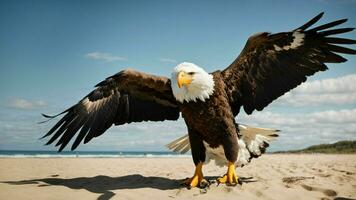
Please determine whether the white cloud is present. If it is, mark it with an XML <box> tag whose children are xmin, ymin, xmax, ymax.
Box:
<box><xmin>295</xmin><ymin>74</ymin><xmax>356</xmax><ymax>94</ymax></box>
<box><xmin>6</xmin><ymin>98</ymin><xmax>47</xmax><ymax>110</ymax></box>
<box><xmin>275</xmin><ymin>74</ymin><xmax>356</xmax><ymax>106</ymax></box>
<box><xmin>159</xmin><ymin>58</ymin><xmax>177</xmax><ymax>63</ymax></box>
<box><xmin>239</xmin><ymin>108</ymin><xmax>356</xmax><ymax>151</ymax></box>
<box><xmin>310</xmin><ymin>109</ymin><xmax>356</xmax><ymax>124</ymax></box>
<box><xmin>240</xmin><ymin>109</ymin><xmax>356</xmax><ymax>126</ymax></box>
<box><xmin>103</xmin><ymin>119</ymin><xmax>188</xmax><ymax>151</ymax></box>
<box><xmin>85</xmin><ymin>52</ymin><xmax>126</xmax><ymax>62</ymax></box>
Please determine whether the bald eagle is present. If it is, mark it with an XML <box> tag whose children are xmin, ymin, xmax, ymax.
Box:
<box><xmin>42</xmin><ymin>13</ymin><xmax>355</xmax><ymax>187</ymax></box>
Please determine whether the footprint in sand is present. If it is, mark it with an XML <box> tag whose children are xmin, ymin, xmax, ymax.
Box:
<box><xmin>317</xmin><ymin>173</ymin><xmax>332</xmax><ymax>178</ymax></box>
<box><xmin>331</xmin><ymin>168</ymin><xmax>355</xmax><ymax>175</ymax></box>
<box><xmin>300</xmin><ymin>184</ymin><xmax>337</xmax><ymax>197</ymax></box>
<box><xmin>282</xmin><ymin>176</ymin><xmax>314</xmax><ymax>189</ymax></box>
<box><xmin>310</xmin><ymin>168</ymin><xmax>332</xmax><ymax>178</ymax></box>
<box><xmin>311</xmin><ymin>168</ymin><xmax>325</xmax><ymax>173</ymax></box>
<box><xmin>282</xmin><ymin>176</ymin><xmax>314</xmax><ymax>184</ymax></box>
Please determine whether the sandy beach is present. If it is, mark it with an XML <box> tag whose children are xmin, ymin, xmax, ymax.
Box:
<box><xmin>0</xmin><ymin>154</ymin><xmax>355</xmax><ymax>200</ymax></box>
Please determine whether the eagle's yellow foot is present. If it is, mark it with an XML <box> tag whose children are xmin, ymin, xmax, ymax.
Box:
<box><xmin>217</xmin><ymin>162</ymin><xmax>239</xmax><ymax>186</ymax></box>
<box><xmin>181</xmin><ymin>162</ymin><xmax>208</xmax><ymax>189</ymax></box>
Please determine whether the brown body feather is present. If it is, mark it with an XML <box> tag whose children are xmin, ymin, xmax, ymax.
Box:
<box><xmin>180</xmin><ymin>72</ymin><xmax>238</xmax><ymax>164</ymax></box>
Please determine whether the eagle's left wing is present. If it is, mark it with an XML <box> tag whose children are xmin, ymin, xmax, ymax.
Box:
<box><xmin>222</xmin><ymin>12</ymin><xmax>356</xmax><ymax>115</ymax></box>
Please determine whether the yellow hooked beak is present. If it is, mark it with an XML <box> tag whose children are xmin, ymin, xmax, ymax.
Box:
<box><xmin>177</xmin><ymin>71</ymin><xmax>193</xmax><ymax>88</ymax></box>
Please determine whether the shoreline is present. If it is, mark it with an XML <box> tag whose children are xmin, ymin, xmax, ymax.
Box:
<box><xmin>1</xmin><ymin>151</ymin><xmax>355</xmax><ymax>158</ymax></box>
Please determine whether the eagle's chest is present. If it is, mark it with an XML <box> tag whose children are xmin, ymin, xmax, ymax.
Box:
<box><xmin>180</xmin><ymin>91</ymin><xmax>222</xmax><ymax>124</ymax></box>
<box><xmin>182</xmin><ymin>107</ymin><xmax>224</xmax><ymax>147</ymax></box>
<box><xmin>180</xmin><ymin>100</ymin><xmax>213</xmax><ymax>121</ymax></box>
<box><xmin>180</xmin><ymin>94</ymin><xmax>235</xmax><ymax>146</ymax></box>
<box><xmin>180</xmin><ymin>75</ymin><xmax>229</xmax><ymax>122</ymax></box>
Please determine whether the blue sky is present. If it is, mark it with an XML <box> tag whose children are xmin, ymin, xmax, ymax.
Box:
<box><xmin>0</xmin><ymin>0</ymin><xmax>355</xmax><ymax>151</ymax></box>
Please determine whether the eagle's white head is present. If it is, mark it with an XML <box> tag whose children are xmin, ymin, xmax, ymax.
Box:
<box><xmin>171</xmin><ymin>62</ymin><xmax>215</xmax><ymax>103</ymax></box>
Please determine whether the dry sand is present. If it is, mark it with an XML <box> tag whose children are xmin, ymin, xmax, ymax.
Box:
<box><xmin>0</xmin><ymin>154</ymin><xmax>355</xmax><ymax>200</ymax></box>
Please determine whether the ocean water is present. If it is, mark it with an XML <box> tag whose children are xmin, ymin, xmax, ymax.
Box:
<box><xmin>0</xmin><ymin>150</ymin><xmax>190</xmax><ymax>158</ymax></box>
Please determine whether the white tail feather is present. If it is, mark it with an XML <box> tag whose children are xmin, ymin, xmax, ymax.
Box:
<box><xmin>165</xmin><ymin>134</ymin><xmax>190</xmax><ymax>154</ymax></box>
<box><xmin>166</xmin><ymin>124</ymin><xmax>279</xmax><ymax>167</ymax></box>
<box><xmin>238</xmin><ymin>124</ymin><xmax>279</xmax><ymax>157</ymax></box>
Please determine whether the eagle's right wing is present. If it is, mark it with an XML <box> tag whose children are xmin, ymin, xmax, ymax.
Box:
<box><xmin>42</xmin><ymin>69</ymin><xmax>180</xmax><ymax>152</ymax></box>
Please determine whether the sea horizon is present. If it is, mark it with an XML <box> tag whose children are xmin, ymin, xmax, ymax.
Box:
<box><xmin>0</xmin><ymin>150</ymin><xmax>191</xmax><ymax>158</ymax></box>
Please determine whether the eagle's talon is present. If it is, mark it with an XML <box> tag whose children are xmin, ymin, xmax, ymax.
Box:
<box><xmin>183</xmin><ymin>162</ymin><xmax>206</xmax><ymax>189</ymax></box>
<box><xmin>217</xmin><ymin>174</ymin><xmax>227</xmax><ymax>184</ymax></box>
<box><xmin>182</xmin><ymin>175</ymin><xmax>207</xmax><ymax>189</ymax></box>
<box><xmin>216</xmin><ymin>162</ymin><xmax>239</xmax><ymax>186</ymax></box>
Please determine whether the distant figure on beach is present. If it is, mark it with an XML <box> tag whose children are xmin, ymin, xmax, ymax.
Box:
<box><xmin>41</xmin><ymin>12</ymin><xmax>355</xmax><ymax>188</ymax></box>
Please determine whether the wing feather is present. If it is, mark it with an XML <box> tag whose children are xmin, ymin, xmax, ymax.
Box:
<box><xmin>295</xmin><ymin>12</ymin><xmax>324</xmax><ymax>30</ymax></box>
<box><xmin>324</xmin><ymin>37</ymin><xmax>356</xmax><ymax>44</ymax></box>
<box><xmin>223</xmin><ymin>13</ymin><xmax>355</xmax><ymax>115</ymax></box>
<box><xmin>319</xmin><ymin>28</ymin><xmax>355</xmax><ymax>36</ymax></box>
<box><xmin>308</xmin><ymin>19</ymin><xmax>348</xmax><ymax>32</ymax></box>
<box><xmin>42</xmin><ymin>69</ymin><xmax>179</xmax><ymax>152</ymax></box>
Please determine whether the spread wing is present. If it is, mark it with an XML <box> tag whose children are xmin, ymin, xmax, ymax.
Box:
<box><xmin>41</xmin><ymin>69</ymin><xmax>180</xmax><ymax>152</ymax></box>
<box><xmin>222</xmin><ymin>12</ymin><xmax>356</xmax><ymax>115</ymax></box>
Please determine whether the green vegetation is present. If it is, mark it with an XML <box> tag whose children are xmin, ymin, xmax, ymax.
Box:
<box><xmin>275</xmin><ymin>140</ymin><xmax>356</xmax><ymax>154</ymax></box>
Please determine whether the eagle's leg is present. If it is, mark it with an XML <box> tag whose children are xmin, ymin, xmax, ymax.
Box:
<box><xmin>217</xmin><ymin>132</ymin><xmax>240</xmax><ymax>185</ymax></box>
<box><xmin>182</xmin><ymin>162</ymin><xmax>207</xmax><ymax>188</ymax></box>
<box><xmin>217</xmin><ymin>161</ymin><xmax>239</xmax><ymax>185</ymax></box>
<box><xmin>182</xmin><ymin>130</ymin><xmax>208</xmax><ymax>188</ymax></box>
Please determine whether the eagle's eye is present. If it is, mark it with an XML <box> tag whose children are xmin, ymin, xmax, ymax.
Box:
<box><xmin>187</xmin><ymin>72</ymin><xmax>195</xmax><ymax>75</ymax></box>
